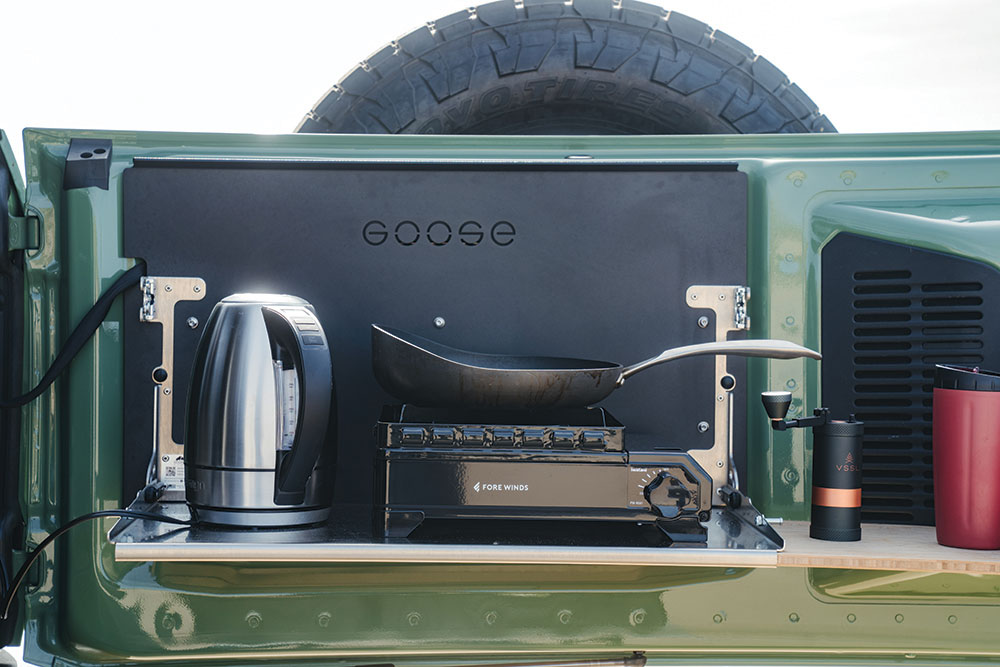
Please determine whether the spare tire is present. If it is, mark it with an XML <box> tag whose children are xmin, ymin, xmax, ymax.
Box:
<box><xmin>297</xmin><ymin>0</ymin><xmax>834</xmax><ymax>135</ymax></box>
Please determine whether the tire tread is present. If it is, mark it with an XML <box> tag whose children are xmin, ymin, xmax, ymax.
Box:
<box><xmin>296</xmin><ymin>0</ymin><xmax>835</xmax><ymax>134</ymax></box>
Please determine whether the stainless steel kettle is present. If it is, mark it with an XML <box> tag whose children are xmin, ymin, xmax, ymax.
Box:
<box><xmin>184</xmin><ymin>294</ymin><xmax>336</xmax><ymax>526</ymax></box>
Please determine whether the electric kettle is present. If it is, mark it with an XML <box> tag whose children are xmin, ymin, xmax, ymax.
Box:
<box><xmin>184</xmin><ymin>294</ymin><xmax>336</xmax><ymax>526</ymax></box>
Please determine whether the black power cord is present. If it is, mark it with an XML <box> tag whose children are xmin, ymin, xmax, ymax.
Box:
<box><xmin>1</xmin><ymin>261</ymin><xmax>160</xmax><ymax>619</ymax></box>
<box><xmin>1</xmin><ymin>510</ymin><xmax>191</xmax><ymax>620</ymax></box>
<box><xmin>0</xmin><ymin>261</ymin><xmax>146</xmax><ymax>409</ymax></box>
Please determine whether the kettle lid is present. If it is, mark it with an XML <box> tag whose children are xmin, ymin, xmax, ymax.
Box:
<box><xmin>220</xmin><ymin>293</ymin><xmax>309</xmax><ymax>306</ymax></box>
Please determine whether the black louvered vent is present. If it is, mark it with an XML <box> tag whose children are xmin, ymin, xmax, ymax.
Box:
<box><xmin>822</xmin><ymin>234</ymin><xmax>1000</xmax><ymax>525</ymax></box>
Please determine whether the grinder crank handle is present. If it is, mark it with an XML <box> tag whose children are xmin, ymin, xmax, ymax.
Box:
<box><xmin>262</xmin><ymin>306</ymin><xmax>335</xmax><ymax>506</ymax></box>
<box><xmin>617</xmin><ymin>339</ymin><xmax>821</xmax><ymax>386</ymax></box>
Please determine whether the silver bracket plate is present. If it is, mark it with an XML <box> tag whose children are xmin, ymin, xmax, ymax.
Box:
<box><xmin>140</xmin><ymin>276</ymin><xmax>206</xmax><ymax>499</ymax></box>
<box><xmin>685</xmin><ymin>285</ymin><xmax>751</xmax><ymax>504</ymax></box>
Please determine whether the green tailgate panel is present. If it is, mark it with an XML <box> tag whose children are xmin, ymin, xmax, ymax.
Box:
<box><xmin>15</xmin><ymin>129</ymin><xmax>1000</xmax><ymax>665</ymax></box>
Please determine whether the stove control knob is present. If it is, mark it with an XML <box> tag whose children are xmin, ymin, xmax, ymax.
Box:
<box><xmin>644</xmin><ymin>470</ymin><xmax>692</xmax><ymax>520</ymax></box>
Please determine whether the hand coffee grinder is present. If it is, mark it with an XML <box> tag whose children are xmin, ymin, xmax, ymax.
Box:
<box><xmin>761</xmin><ymin>392</ymin><xmax>864</xmax><ymax>541</ymax></box>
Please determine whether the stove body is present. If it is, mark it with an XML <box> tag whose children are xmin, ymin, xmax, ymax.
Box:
<box><xmin>375</xmin><ymin>405</ymin><xmax>713</xmax><ymax>542</ymax></box>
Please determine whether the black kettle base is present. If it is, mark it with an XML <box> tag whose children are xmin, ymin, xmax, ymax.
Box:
<box><xmin>189</xmin><ymin>505</ymin><xmax>332</xmax><ymax>528</ymax></box>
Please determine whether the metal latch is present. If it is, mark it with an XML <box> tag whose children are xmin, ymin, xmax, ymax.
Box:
<box><xmin>7</xmin><ymin>210</ymin><xmax>40</xmax><ymax>251</ymax></box>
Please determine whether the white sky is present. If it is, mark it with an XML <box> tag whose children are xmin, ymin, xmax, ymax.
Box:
<box><xmin>3</xmin><ymin>0</ymin><xmax>1000</xmax><ymax>176</ymax></box>
<box><xmin>2</xmin><ymin>0</ymin><xmax>1000</xmax><ymax>663</ymax></box>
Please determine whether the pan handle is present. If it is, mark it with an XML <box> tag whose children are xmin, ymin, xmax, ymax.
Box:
<box><xmin>618</xmin><ymin>339</ymin><xmax>821</xmax><ymax>386</ymax></box>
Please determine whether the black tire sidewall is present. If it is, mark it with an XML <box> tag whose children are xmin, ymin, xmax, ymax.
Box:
<box><xmin>299</xmin><ymin>0</ymin><xmax>834</xmax><ymax>135</ymax></box>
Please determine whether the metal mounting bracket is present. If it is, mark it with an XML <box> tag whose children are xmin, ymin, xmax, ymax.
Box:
<box><xmin>685</xmin><ymin>284</ymin><xmax>751</xmax><ymax>504</ymax></box>
<box><xmin>139</xmin><ymin>276</ymin><xmax>206</xmax><ymax>500</ymax></box>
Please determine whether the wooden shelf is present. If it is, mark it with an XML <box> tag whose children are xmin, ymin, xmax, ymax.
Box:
<box><xmin>777</xmin><ymin>521</ymin><xmax>1000</xmax><ymax>574</ymax></box>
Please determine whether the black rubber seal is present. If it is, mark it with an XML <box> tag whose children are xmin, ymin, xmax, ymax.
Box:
<box><xmin>935</xmin><ymin>364</ymin><xmax>1000</xmax><ymax>392</ymax></box>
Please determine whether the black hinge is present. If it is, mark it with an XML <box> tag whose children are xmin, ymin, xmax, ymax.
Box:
<box><xmin>7</xmin><ymin>209</ymin><xmax>40</xmax><ymax>251</ymax></box>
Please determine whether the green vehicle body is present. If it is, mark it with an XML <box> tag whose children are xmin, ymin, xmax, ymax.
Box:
<box><xmin>3</xmin><ymin>127</ymin><xmax>1000</xmax><ymax>665</ymax></box>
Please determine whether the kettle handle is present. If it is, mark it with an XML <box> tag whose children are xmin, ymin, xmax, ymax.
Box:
<box><xmin>262</xmin><ymin>306</ymin><xmax>335</xmax><ymax>506</ymax></box>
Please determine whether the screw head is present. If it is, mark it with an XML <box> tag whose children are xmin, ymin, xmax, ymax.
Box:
<box><xmin>697</xmin><ymin>421</ymin><xmax>710</xmax><ymax>433</ymax></box>
<box><xmin>697</xmin><ymin>316</ymin><xmax>710</xmax><ymax>328</ymax></box>
<box><xmin>187</xmin><ymin>317</ymin><xmax>199</xmax><ymax>329</ymax></box>
<box><xmin>433</xmin><ymin>317</ymin><xmax>446</xmax><ymax>329</ymax></box>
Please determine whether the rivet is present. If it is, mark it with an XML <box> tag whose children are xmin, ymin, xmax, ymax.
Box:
<box><xmin>785</xmin><ymin>316</ymin><xmax>795</xmax><ymax>326</ymax></box>
<box><xmin>716</xmin><ymin>460</ymin><xmax>724</xmax><ymax>468</ymax></box>
<box><xmin>433</xmin><ymin>316</ymin><xmax>446</xmax><ymax>329</ymax></box>
<box><xmin>847</xmin><ymin>613</ymin><xmax>857</xmax><ymax>623</ymax></box>
<box><xmin>407</xmin><ymin>611</ymin><xmax>421</xmax><ymax>626</ymax></box>
<box><xmin>691</xmin><ymin>294</ymin><xmax>698</xmax><ymax>300</ymax></box>
<box><xmin>164</xmin><ymin>285</ymin><xmax>173</xmax><ymax>292</ymax></box>
<box><xmin>318</xmin><ymin>612</ymin><xmax>332</xmax><ymax>628</ymax></box>
<box><xmin>485</xmin><ymin>611</ymin><xmax>498</xmax><ymax>625</ymax></box>
<box><xmin>193</xmin><ymin>285</ymin><xmax>201</xmax><ymax>293</ymax></box>
<box><xmin>697</xmin><ymin>421</ymin><xmax>710</xmax><ymax>433</ymax></box>
<box><xmin>713</xmin><ymin>613</ymin><xmax>725</xmax><ymax>624</ymax></box>
<box><xmin>163</xmin><ymin>388</ymin><xmax>171</xmax><ymax>395</ymax></box>
<box><xmin>786</xmin><ymin>379</ymin><xmax>797</xmax><ymax>389</ymax></box>
<box><xmin>904</xmin><ymin>654</ymin><xmax>916</xmax><ymax>659</ymax></box>
<box><xmin>719</xmin><ymin>294</ymin><xmax>726</xmax><ymax>301</ymax></box>
<box><xmin>948</xmin><ymin>615</ymin><xmax>957</xmax><ymax>624</ymax></box>
<box><xmin>895</xmin><ymin>613</ymin><xmax>905</xmax><ymax>623</ymax></box>
<box><xmin>161</xmin><ymin>455</ymin><xmax>169</xmax><ymax>462</ymax></box>
<box><xmin>246</xmin><ymin>611</ymin><xmax>262</xmax><ymax>629</ymax></box>
<box><xmin>784</xmin><ymin>253</ymin><xmax>795</xmax><ymax>262</ymax></box>
<box><xmin>717</xmin><ymin>394</ymin><xmax>724</xmax><ymax>402</ymax></box>
<box><xmin>629</xmin><ymin>608</ymin><xmax>646</xmax><ymax>626</ymax></box>
<box><xmin>788</xmin><ymin>612</ymin><xmax>800</xmax><ymax>623</ymax></box>
<box><xmin>187</xmin><ymin>317</ymin><xmax>199</xmax><ymax>329</ymax></box>
<box><xmin>697</xmin><ymin>316</ymin><xmax>709</xmax><ymax>329</ymax></box>
<box><xmin>558</xmin><ymin>609</ymin><xmax>573</xmax><ymax>624</ymax></box>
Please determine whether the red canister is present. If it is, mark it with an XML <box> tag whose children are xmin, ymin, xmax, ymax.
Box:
<box><xmin>933</xmin><ymin>364</ymin><xmax>1000</xmax><ymax>549</ymax></box>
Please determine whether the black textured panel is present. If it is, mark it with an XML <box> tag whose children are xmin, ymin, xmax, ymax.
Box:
<box><xmin>822</xmin><ymin>233</ymin><xmax>1000</xmax><ymax>525</ymax></box>
<box><xmin>122</xmin><ymin>162</ymin><xmax>747</xmax><ymax>504</ymax></box>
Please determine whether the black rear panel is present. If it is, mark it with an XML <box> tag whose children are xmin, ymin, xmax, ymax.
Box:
<box><xmin>0</xmin><ymin>155</ymin><xmax>25</xmax><ymax>647</ymax></box>
<box><xmin>822</xmin><ymin>233</ymin><xmax>1000</xmax><ymax>525</ymax></box>
<box><xmin>121</xmin><ymin>162</ymin><xmax>748</xmax><ymax>505</ymax></box>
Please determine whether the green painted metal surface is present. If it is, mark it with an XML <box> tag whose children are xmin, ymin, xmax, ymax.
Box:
<box><xmin>12</xmin><ymin>128</ymin><xmax>1000</xmax><ymax>665</ymax></box>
